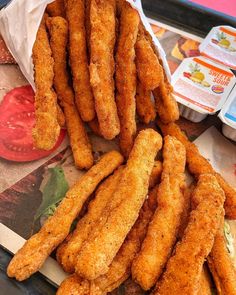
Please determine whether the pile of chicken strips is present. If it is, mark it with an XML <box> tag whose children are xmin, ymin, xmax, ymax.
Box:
<box><xmin>7</xmin><ymin>0</ymin><xmax>236</xmax><ymax>294</ymax></box>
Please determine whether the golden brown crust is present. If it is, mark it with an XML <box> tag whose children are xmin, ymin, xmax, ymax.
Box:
<box><xmin>56</xmin><ymin>104</ymin><xmax>65</xmax><ymax>127</ymax></box>
<box><xmin>46</xmin><ymin>0</ymin><xmax>65</xmax><ymax>17</ymax></box>
<box><xmin>158</xmin><ymin>121</ymin><xmax>236</xmax><ymax>219</ymax></box>
<box><xmin>135</xmin><ymin>25</ymin><xmax>162</xmax><ymax>91</ymax></box>
<box><xmin>115</xmin><ymin>2</ymin><xmax>140</xmax><ymax>157</ymax></box>
<box><xmin>132</xmin><ymin>136</ymin><xmax>186</xmax><ymax>290</ymax></box>
<box><xmin>136</xmin><ymin>81</ymin><xmax>156</xmax><ymax>124</ymax></box>
<box><xmin>47</xmin><ymin>16</ymin><xmax>93</xmax><ymax>169</ymax></box>
<box><xmin>207</xmin><ymin>228</ymin><xmax>236</xmax><ymax>295</ymax></box>
<box><xmin>75</xmin><ymin>129</ymin><xmax>162</xmax><ymax>280</ymax></box>
<box><xmin>7</xmin><ymin>151</ymin><xmax>123</xmax><ymax>281</ymax></box>
<box><xmin>153</xmin><ymin>79</ymin><xmax>179</xmax><ymax>124</ymax></box>
<box><xmin>89</xmin><ymin>0</ymin><xmax>120</xmax><ymax>140</ymax></box>
<box><xmin>88</xmin><ymin>117</ymin><xmax>102</xmax><ymax>137</ymax></box>
<box><xmin>56</xmin><ymin>167</ymin><xmax>124</xmax><ymax>273</ymax></box>
<box><xmin>153</xmin><ymin>174</ymin><xmax>225</xmax><ymax>295</ymax></box>
<box><xmin>57</xmin><ymin>184</ymin><xmax>159</xmax><ymax>295</ymax></box>
<box><xmin>65</xmin><ymin>0</ymin><xmax>95</xmax><ymax>122</ymax></box>
<box><xmin>32</xmin><ymin>16</ymin><xmax>60</xmax><ymax>150</ymax></box>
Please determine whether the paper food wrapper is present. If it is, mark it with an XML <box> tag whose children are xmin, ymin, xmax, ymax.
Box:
<box><xmin>0</xmin><ymin>0</ymin><xmax>170</xmax><ymax>90</ymax></box>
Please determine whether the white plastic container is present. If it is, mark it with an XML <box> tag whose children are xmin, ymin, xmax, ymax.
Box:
<box><xmin>219</xmin><ymin>86</ymin><xmax>236</xmax><ymax>142</ymax></box>
<box><xmin>199</xmin><ymin>26</ymin><xmax>236</xmax><ymax>70</ymax></box>
<box><xmin>172</xmin><ymin>56</ymin><xmax>236</xmax><ymax>122</ymax></box>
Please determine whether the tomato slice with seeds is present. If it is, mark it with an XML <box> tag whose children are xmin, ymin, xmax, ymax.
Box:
<box><xmin>0</xmin><ymin>85</ymin><xmax>66</xmax><ymax>162</ymax></box>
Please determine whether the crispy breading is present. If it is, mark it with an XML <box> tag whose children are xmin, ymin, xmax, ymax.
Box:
<box><xmin>192</xmin><ymin>184</ymin><xmax>236</xmax><ymax>294</ymax></box>
<box><xmin>149</xmin><ymin>160</ymin><xmax>162</xmax><ymax>189</ymax></box>
<box><xmin>47</xmin><ymin>16</ymin><xmax>93</xmax><ymax>169</ymax></box>
<box><xmin>57</xmin><ymin>185</ymin><xmax>159</xmax><ymax>295</ymax></box>
<box><xmin>153</xmin><ymin>78</ymin><xmax>179</xmax><ymax>123</ymax></box>
<box><xmin>89</xmin><ymin>0</ymin><xmax>120</xmax><ymax>140</ymax></box>
<box><xmin>207</xmin><ymin>227</ymin><xmax>236</xmax><ymax>295</ymax></box>
<box><xmin>7</xmin><ymin>151</ymin><xmax>123</xmax><ymax>281</ymax></box>
<box><xmin>32</xmin><ymin>16</ymin><xmax>60</xmax><ymax>150</ymax></box>
<box><xmin>65</xmin><ymin>0</ymin><xmax>95</xmax><ymax>122</ymax></box>
<box><xmin>132</xmin><ymin>136</ymin><xmax>186</xmax><ymax>290</ymax></box>
<box><xmin>115</xmin><ymin>2</ymin><xmax>140</xmax><ymax>157</ymax></box>
<box><xmin>56</xmin><ymin>275</ymin><xmax>91</xmax><ymax>295</ymax></box>
<box><xmin>153</xmin><ymin>174</ymin><xmax>225</xmax><ymax>295</ymax></box>
<box><xmin>75</xmin><ymin>129</ymin><xmax>162</xmax><ymax>280</ymax></box>
<box><xmin>198</xmin><ymin>265</ymin><xmax>212</xmax><ymax>295</ymax></box>
<box><xmin>85</xmin><ymin>0</ymin><xmax>91</xmax><ymax>57</ymax></box>
<box><xmin>157</xmin><ymin>121</ymin><xmax>236</xmax><ymax>219</ymax></box>
<box><xmin>135</xmin><ymin>25</ymin><xmax>162</xmax><ymax>91</ymax></box>
<box><xmin>136</xmin><ymin>81</ymin><xmax>156</xmax><ymax>124</ymax></box>
<box><xmin>57</xmin><ymin>167</ymin><xmax>124</xmax><ymax>273</ymax></box>
<box><xmin>95</xmin><ymin>185</ymin><xmax>159</xmax><ymax>294</ymax></box>
<box><xmin>46</xmin><ymin>0</ymin><xmax>65</xmax><ymax>17</ymax></box>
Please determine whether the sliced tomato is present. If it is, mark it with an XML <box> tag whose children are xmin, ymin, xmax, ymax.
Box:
<box><xmin>0</xmin><ymin>85</ymin><xmax>66</xmax><ymax>162</ymax></box>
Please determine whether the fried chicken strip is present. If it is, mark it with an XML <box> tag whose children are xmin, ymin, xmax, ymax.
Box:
<box><xmin>57</xmin><ymin>158</ymin><xmax>161</xmax><ymax>273</ymax></box>
<box><xmin>89</xmin><ymin>0</ymin><xmax>120</xmax><ymax>140</ymax></box>
<box><xmin>157</xmin><ymin>121</ymin><xmax>236</xmax><ymax>219</ymax></box>
<box><xmin>46</xmin><ymin>0</ymin><xmax>65</xmax><ymax>17</ymax></box>
<box><xmin>153</xmin><ymin>78</ymin><xmax>179</xmax><ymax>123</ymax></box>
<box><xmin>191</xmin><ymin>181</ymin><xmax>236</xmax><ymax>295</ymax></box>
<box><xmin>47</xmin><ymin>16</ymin><xmax>93</xmax><ymax>169</ymax></box>
<box><xmin>198</xmin><ymin>265</ymin><xmax>213</xmax><ymax>295</ymax></box>
<box><xmin>7</xmin><ymin>151</ymin><xmax>123</xmax><ymax>281</ymax></box>
<box><xmin>153</xmin><ymin>174</ymin><xmax>225</xmax><ymax>295</ymax></box>
<box><xmin>115</xmin><ymin>2</ymin><xmax>140</xmax><ymax>157</ymax></box>
<box><xmin>88</xmin><ymin>117</ymin><xmax>102</xmax><ymax>137</ymax></box>
<box><xmin>75</xmin><ymin>129</ymin><xmax>162</xmax><ymax>280</ymax></box>
<box><xmin>57</xmin><ymin>185</ymin><xmax>159</xmax><ymax>295</ymax></box>
<box><xmin>136</xmin><ymin>81</ymin><xmax>156</xmax><ymax>124</ymax></box>
<box><xmin>32</xmin><ymin>16</ymin><xmax>60</xmax><ymax>150</ymax></box>
<box><xmin>57</xmin><ymin>166</ymin><xmax>124</xmax><ymax>273</ymax></box>
<box><xmin>132</xmin><ymin>136</ymin><xmax>186</xmax><ymax>290</ymax></box>
<box><xmin>65</xmin><ymin>0</ymin><xmax>95</xmax><ymax>122</ymax></box>
<box><xmin>135</xmin><ymin>25</ymin><xmax>162</xmax><ymax>91</ymax></box>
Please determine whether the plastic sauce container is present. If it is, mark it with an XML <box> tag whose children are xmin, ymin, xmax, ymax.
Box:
<box><xmin>219</xmin><ymin>86</ymin><xmax>236</xmax><ymax>142</ymax></box>
<box><xmin>171</xmin><ymin>56</ymin><xmax>236</xmax><ymax>122</ymax></box>
<box><xmin>199</xmin><ymin>26</ymin><xmax>236</xmax><ymax>70</ymax></box>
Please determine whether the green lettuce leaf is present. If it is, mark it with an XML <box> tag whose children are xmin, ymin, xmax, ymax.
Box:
<box><xmin>34</xmin><ymin>166</ymin><xmax>69</xmax><ymax>221</ymax></box>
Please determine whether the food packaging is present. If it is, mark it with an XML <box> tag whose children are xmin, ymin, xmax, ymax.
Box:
<box><xmin>171</xmin><ymin>56</ymin><xmax>236</xmax><ymax>122</ymax></box>
<box><xmin>0</xmin><ymin>0</ymin><xmax>170</xmax><ymax>90</ymax></box>
<box><xmin>219</xmin><ymin>86</ymin><xmax>236</xmax><ymax>142</ymax></box>
<box><xmin>199</xmin><ymin>26</ymin><xmax>236</xmax><ymax>70</ymax></box>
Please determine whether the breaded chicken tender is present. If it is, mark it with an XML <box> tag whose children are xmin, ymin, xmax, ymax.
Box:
<box><xmin>88</xmin><ymin>117</ymin><xmax>102</xmax><ymax>137</ymax></box>
<box><xmin>115</xmin><ymin>2</ymin><xmax>140</xmax><ymax>157</ymax></box>
<box><xmin>136</xmin><ymin>81</ymin><xmax>156</xmax><ymax>124</ymax></box>
<box><xmin>32</xmin><ymin>16</ymin><xmax>60</xmax><ymax>150</ymax></box>
<box><xmin>65</xmin><ymin>0</ymin><xmax>95</xmax><ymax>122</ymax></box>
<box><xmin>207</xmin><ymin>228</ymin><xmax>236</xmax><ymax>295</ymax></box>
<box><xmin>89</xmin><ymin>0</ymin><xmax>120</xmax><ymax>140</ymax></box>
<box><xmin>192</xmin><ymin>183</ymin><xmax>236</xmax><ymax>294</ymax></box>
<box><xmin>57</xmin><ymin>167</ymin><xmax>124</xmax><ymax>273</ymax></box>
<box><xmin>158</xmin><ymin>121</ymin><xmax>236</xmax><ymax>219</ymax></box>
<box><xmin>47</xmin><ymin>16</ymin><xmax>93</xmax><ymax>169</ymax></box>
<box><xmin>135</xmin><ymin>25</ymin><xmax>162</xmax><ymax>91</ymax></box>
<box><xmin>153</xmin><ymin>78</ymin><xmax>179</xmax><ymax>123</ymax></box>
<box><xmin>198</xmin><ymin>265</ymin><xmax>213</xmax><ymax>295</ymax></box>
<box><xmin>75</xmin><ymin>129</ymin><xmax>162</xmax><ymax>280</ymax></box>
<box><xmin>132</xmin><ymin>136</ymin><xmax>186</xmax><ymax>290</ymax></box>
<box><xmin>7</xmin><ymin>151</ymin><xmax>123</xmax><ymax>281</ymax></box>
<box><xmin>46</xmin><ymin>0</ymin><xmax>65</xmax><ymax>17</ymax></box>
<box><xmin>153</xmin><ymin>174</ymin><xmax>225</xmax><ymax>295</ymax></box>
<box><xmin>57</xmin><ymin>185</ymin><xmax>159</xmax><ymax>295</ymax></box>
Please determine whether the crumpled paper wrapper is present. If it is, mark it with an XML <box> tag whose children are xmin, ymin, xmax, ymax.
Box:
<box><xmin>0</xmin><ymin>0</ymin><xmax>53</xmax><ymax>88</ymax></box>
<box><xmin>0</xmin><ymin>0</ymin><xmax>170</xmax><ymax>89</ymax></box>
